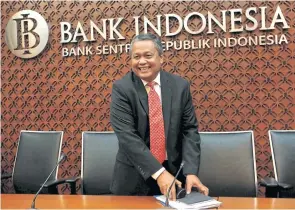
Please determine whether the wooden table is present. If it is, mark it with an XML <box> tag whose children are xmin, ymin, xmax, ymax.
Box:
<box><xmin>1</xmin><ymin>194</ymin><xmax>166</xmax><ymax>209</ymax></box>
<box><xmin>2</xmin><ymin>194</ymin><xmax>295</xmax><ymax>209</ymax></box>
<box><xmin>218</xmin><ymin>197</ymin><xmax>295</xmax><ymax>209</ymax></box>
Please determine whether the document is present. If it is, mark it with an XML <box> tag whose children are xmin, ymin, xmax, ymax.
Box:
<box><xmin>155</xmin><ymin>191</ymin><xmax>221</xmax><ymax>209</ymax></box>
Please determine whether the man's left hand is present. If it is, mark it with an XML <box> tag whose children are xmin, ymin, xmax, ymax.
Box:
<box><xmin>185</xmin><ymin>174</ymin><xmax>209</xmax><ymax>195</ymax></box>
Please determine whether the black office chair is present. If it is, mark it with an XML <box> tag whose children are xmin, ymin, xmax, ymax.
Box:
<box><xmin>1</xmin><ymin>130</ymin><xmax>69</xmax><ymax>194</ymax></box>
<box><xmin>198</xmin><ymin>131</ymin><xmax>258</xmax><ymax>197</ymax></box>
<box><xmin>260</xmin><ymin>130</ymin><xmax>295</xmax><ymax>198</ymax></box>
<box><xmin>80</xmin><ymin>131</ymin><xmax>119</xmax><ymax>195</ymax></box>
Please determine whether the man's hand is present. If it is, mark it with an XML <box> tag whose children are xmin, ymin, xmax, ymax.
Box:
<box><xmin>186</xmin><ymin>174</ymin><xmax>209</xmax><ymax>195</ymax></box>
<box><xmin>157</xmin><ymin>170</ymin><xmax>182</xmax><ymax>201</ymax></box>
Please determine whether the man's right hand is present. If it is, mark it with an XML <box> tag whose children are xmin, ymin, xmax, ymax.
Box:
<box><xmin>156</xmin><ymin>170</ymin><xmax>182</xmax><ymax>201</ymax></box>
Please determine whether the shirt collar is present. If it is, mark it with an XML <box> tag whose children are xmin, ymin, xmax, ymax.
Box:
<box><xmin>141</xmin><ymin>72</ymin><xmax>161</xmax><ymax>87</ymax></box>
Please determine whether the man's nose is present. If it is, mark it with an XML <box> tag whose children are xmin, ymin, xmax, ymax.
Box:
<box><xmin>138</xmin><ymin>57</ymin><xmax>147</xmax><ymax>64</ymax></box>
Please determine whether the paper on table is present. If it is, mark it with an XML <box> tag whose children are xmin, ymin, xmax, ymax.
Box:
<box><xmin>155</xmin><ymin>195</ymin><xmax>222</xmax><ymax>209</ymax></box>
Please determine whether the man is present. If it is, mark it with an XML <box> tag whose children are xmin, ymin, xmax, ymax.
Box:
<box><xmin>110</xmin><ymin>33</ymin><xmax>208</xmax><ymax>200</ymax></box>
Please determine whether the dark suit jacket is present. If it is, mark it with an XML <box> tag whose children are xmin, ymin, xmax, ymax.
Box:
<box><xmin>110</xmin><ymin>70</ymin><xmax>201</xmax><ymax>195</ymax></box>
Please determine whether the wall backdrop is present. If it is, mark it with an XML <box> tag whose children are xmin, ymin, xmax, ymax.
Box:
<box><xmin>1</xmin><ymin>1</ymin><xmax>295</xmax><ymax>195</ymax></box>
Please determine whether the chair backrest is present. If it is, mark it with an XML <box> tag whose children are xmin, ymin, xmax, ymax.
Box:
<box><xmin>12</xmin><ymin>130</ymin><xmax>63</xmax><ymax>193</ymax></box>
<box><xmin>269</xmin><ymin>130</ymin><xmax>295</xmax><ymax>193</ymax></box>
<box><xmin>82</xmin><ymin>131</ymin><xmax>118</xmax><ymax>195</ymax></box>
<box><xmin>198</xmin><ymin>131</ymin><xmax>257</xmax><ymax>197</ymax></box>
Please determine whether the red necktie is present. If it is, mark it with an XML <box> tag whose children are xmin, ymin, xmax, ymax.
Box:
<box><xmin>147</xmin><ymin>82</ymin><xmax>166</xmax><ymax>163</ymax></box>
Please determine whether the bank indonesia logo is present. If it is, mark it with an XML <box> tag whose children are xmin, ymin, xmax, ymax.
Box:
<box><xmin>5</xmin><ymin>10</ymin><xmax>49</xmax><ymax>59</ymax></box>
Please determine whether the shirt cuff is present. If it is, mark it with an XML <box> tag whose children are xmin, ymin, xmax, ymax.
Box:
<box><xmin>151</xmin><ymin>167</ymin><xmax>165</xmax><ymax>180</ymax></box>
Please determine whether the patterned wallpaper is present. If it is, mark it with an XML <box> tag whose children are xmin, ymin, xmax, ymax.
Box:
<box><xmin>1</xmin><ymin>1</ymin><xmax>295</xmax><ymax>195</ymax></box>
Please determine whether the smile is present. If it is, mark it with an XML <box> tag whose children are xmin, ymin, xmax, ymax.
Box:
<box><xmin>139</xmin><ymin>67</ymin><xmax>150</xmax><ymax>72</ymax></box>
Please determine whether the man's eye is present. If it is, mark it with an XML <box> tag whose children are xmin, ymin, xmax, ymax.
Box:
<box><xmin>146</xmin><ymin>55</ymin><xmax>152</xmax><ymax>58</ymax></box>
<box><xmin>133</xmin><ymin>56</ymin><xmax>139</xmax><ymax>59</ymax></box>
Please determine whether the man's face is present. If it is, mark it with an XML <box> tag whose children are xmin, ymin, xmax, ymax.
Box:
<box><xmin>131</xmin><ymin>40</ymin><xmax>163</xmax><ymax>82</ymax></box>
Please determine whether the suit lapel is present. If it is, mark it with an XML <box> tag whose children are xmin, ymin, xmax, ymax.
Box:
<box><xmin>160</xmin><ymin>71</ymin><xmax>172</xmax><ymax>139</ymax></box>
<box><xmin>133</xmin><ymin>72</ymin><xmax>149</xmax><ymax>115</ymax></box>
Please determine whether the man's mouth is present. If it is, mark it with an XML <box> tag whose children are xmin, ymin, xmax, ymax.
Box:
<box><xmin>139</xmin><ymin>67</ymin><xmax>150</xmax><ymax>72</ymax></box>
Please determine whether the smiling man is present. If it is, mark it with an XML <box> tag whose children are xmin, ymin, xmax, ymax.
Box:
<box><xmin>110</xmin><ymin>33</ymin><xmax>208</xmax><ymax>200</ymax></box>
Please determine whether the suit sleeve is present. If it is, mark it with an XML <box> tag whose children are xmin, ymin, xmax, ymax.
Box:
<box><xmin>181</xmin><ymin>81</ymin><xmax>201</xmax><ymax>176</ymax></box>
<box><xmin>110</xmin><ymin>82</ymin><xmax>163</xmax><ymax>180</ymax></box>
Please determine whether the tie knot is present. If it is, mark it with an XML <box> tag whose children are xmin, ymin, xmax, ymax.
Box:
<box><xmin>147</xmin><ymin>81</ymin><xmax>156</xmax><ymax>89</ymax></box>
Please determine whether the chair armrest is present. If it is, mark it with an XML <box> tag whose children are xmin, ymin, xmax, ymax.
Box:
<box><xmin>43</xmin><ymin>177</ymin><xmax>80</xmax><ymax>195</ymax></box>
<box><xmin>260</xmin><ymin>177</ymin><xmax>278</xmax><ymax>187</ymax></box>
<box><xmin>65</xmin><ymin>176</ymin><xmax>80</xmax><ymax>184</ymax></box>
<box><xmin>43</xmin><ymin>178</ymin><xmax>66</xmax><ymax>188</ymax></box>
<box><xmin>43</xmin><ymin>177</ymin><xmax>80</xmax><ymax>187</ymax></box>
<box><xmin>278</xmin><ymin>182</ymin><xmax>293</xmax><ymax>190</ymax></box>
<box><xmin>65</xmin><ymin>177</ymin><xmax>80</xmax><ymax>195</ymax></box>
<box><xmin>260</xmin><ymin>177</ymin><xmax>280</xmax><ymax>198</ymax></box>
<box><xmin>1</xmin><ymin>174</ymin><xmax>12</xmax><ymax>180</ymax></box>
<box><xmin>277</xmin><ymin>183</ymin><xmax>294</xmax><ymax>198</ymax></box>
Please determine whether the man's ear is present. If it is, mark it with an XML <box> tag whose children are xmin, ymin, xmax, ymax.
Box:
<box><xmin>160</xmin><ymin>56</ymin><xmax>163</xmax><ymax>64</ymax></box>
